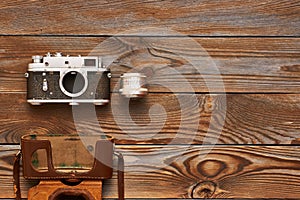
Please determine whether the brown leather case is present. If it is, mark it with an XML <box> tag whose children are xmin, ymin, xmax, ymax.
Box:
<box><xmin>28</xmin><ymin>180</ymin><xmax>103</xmax><ymax>200</ymax></box>
<box><xmin>21</xmin><ymin>135</ymin><xmax>113</xmax><ymax>179</ymax></box>
<box><xmin>13</xmin><ymin>134</ymin><xmax>124</xmax><ymax>200</ymax></box>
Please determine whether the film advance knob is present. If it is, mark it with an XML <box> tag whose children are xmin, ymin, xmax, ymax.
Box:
<box><xmin>32</xmin><ymin>55</ymin><xmax>43</xmax><ymax>63</ymax></box>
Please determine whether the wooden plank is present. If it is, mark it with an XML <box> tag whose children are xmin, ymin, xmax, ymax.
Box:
<box><xmin>1</xmin><ymin>145</ymin><xmax>300</xmax><ymax>198</ymax></box>
<box><xmin>0</xmin><ymin>0</ymin><xmax>299</xmax><ymax>36</ymax></box>
<box><xmin>0</xmin><ymin>93</ymin><xmax>299</xmax><ymax>145</ymax></box>
<box><xmin>0</xmin><ymin>36</ymin><xmax>300</xmax><ymax>93</ymax></box>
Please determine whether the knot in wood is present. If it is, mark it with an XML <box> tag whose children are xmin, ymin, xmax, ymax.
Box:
<box><xmin>197</xmin><ymin>159</ymin><xmax>225</xmax><ymax>178</ymax></box>
<box><xmin>190</xmin><ymin>181</ymin><xmax>217</xmax><ymax>198</ymax></box>
<box><xmin>280</xmin><ymin>65</ymin><xmax>300</xmax><ymax>72</ymax></box>
<box><xmin>140</xmin><ymin>67</ymin><xmax>154</xmax><ymax>79</ymax></box>
<box><xmin>291</xmin><ymin>138</ymin><xmax>300</xmax><ymax>144</ymax></box>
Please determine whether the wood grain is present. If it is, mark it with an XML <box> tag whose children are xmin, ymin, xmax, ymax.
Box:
<box><xmin>0</xmin><ymin>0</ymin><xmax>299</xmax><ymax>36</ymax></box>
<box><xmin>1</xmin><ymin>145</ymin><xmax>300</xmax><ymax>198</ymax></box>
<box><xmin>0</xmin><ymin>93</ymin><xmax>299</xmax><ymax>145</ymax></box>
<box><xmin>1</xmin><ymin>36</ymin><xmax>300</xmax><ymax>93</ymax></box>
<box><xmin>0</xmin><ymin>0</ymin><xmax>299</xmax><ymax>199</ymax></box>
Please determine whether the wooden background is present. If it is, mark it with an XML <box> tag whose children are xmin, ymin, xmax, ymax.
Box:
<box><xmin>0</xmin><ymin>0</ymin><xmax>300</xmax><ymax>199</ymax></box>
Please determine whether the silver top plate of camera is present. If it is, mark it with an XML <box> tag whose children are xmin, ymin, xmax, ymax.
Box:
<box><xmin>28</xmin><ymin>52</ymin><xmax>107</xmax><ymax>72</ymax></box>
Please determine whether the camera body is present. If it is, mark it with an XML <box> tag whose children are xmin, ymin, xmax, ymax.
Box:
<box><xmin>26</xmin><ymin>53</ymin><xmax>110</xmax><ymax>105</ymax></box>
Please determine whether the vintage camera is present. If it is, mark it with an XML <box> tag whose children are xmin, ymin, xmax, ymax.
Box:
<box><xmin>13</xmin><ymin>134</ymin><xmax>124</xmax><ymax>200</ymax></box>
<box><xmin>26</xmin><ymin>52</ymin><xmax>110</xmax><ymax>105</ymax></box>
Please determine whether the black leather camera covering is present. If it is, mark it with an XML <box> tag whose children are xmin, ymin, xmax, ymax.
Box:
<box><xmin>27</xmin><ymin>71</ymin><xmax>110</xmax><ymax>100</ymax></box>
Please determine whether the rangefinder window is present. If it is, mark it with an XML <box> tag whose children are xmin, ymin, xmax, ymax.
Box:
<box><xmin>84</xmin><ymin>59</ymin><xmax>96</xmax><ymax>66</ymax></box>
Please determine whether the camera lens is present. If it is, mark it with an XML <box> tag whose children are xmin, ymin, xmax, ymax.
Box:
<box><xmin>62</xmin><ymin>71</ymin><xmax>86</xmax><ymax>95</ymax></box>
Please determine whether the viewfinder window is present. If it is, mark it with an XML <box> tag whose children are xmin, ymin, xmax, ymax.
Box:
<box><xmin>84</xmin><ymin>59</ymin><xmax>96</xmax><ymax>66</ymax></box>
